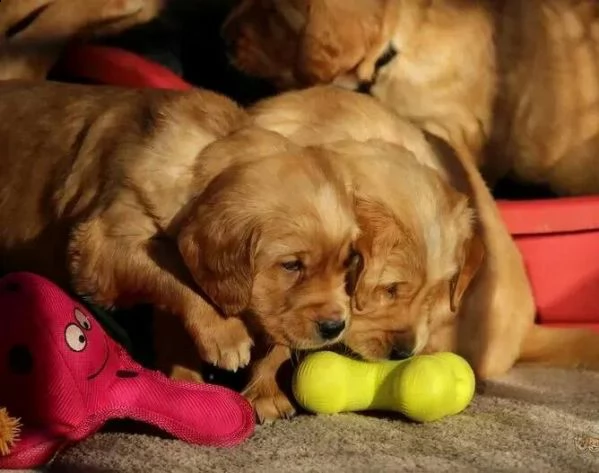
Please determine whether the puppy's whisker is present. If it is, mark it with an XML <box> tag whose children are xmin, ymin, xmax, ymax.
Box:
<box><xmin>241</xmin><ymin>373</ymin><xmax>264</xmax><ymax>395</ymax></box>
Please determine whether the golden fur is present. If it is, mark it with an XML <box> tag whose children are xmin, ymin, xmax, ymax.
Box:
<box><xmin>0</xmin><ymin>0</ymin><xmax>164</xmax><ymax>80</ymax></box>
<box><xmin>159</xmin><ymin>87</ymin><xmax>482</xmax><ymax>422</ymax></box>
<box><xmin>243</xmin><ymin>136</ymin><xmax>478</xmax><ymax>421</ymax></box>
<box><xmin>246</xmin><ymin>86</ymin><xmax>599</xmax><ymax>418</ymax></box>
<box><xmin>155</xmin><ymin>86</ymin><xmax>599</xmax><ymax>421</ymax></box>
<box><xmin>0</xmin><ymin>81</ymin><xmax>358</xmax><ymax>386</ymax></box>
<box><xmin>223</xmin><ymin>0</ymin><xmax>599</xmax><ymax>196</ymax></box>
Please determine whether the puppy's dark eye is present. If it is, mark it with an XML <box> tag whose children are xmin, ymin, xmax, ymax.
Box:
<box><xmin>345</xmin><ymin>248</ymin><xmax>362</xmax><ymax>269</ymax></box>
<box><xmin>375</xmin><ymin>44</ymin><xmax>398</xmax><ymax>71</ymax></box>
<box><xmin>385</xmin><ymin>283</ymin><xmax>401</xmax><ymax>299</ymax></box>
<box><xmin>281</xmin><ymin>260</ymin><xmax>304</xmax><ymax>272</ymax></box>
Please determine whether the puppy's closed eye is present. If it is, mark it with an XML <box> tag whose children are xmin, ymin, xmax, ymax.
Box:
<box><xmin>374</xmin><ymin>44</ymin><xmax>398</xmax><ymax>72</ymax></box>
<box><xmin>357</xmin><ymin>44</ymin><xmax>398</xmax><ymax>94</ymax></box>
<box><xmin>384</xmin><ymin>282</ymin><xmax>402</xmax><ymax>299</ymax></box>
<box><xmin>5</xmin><ymin>4</ymin><xmax>49</xmax><ymax>38</ymax></box>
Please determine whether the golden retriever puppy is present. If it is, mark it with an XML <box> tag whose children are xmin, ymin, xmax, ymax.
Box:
<box><xmin>0</xmin><ymin>0</ymin><xmax>164</xmax><ymax>80</ymax></box>
<box><xmin>223</xmin><ymin>0</ymin><xmax>599</xmax><ymax>196</ymax></box>
<box><xmin>0</xmin><ymin>81</ymin><xmax>357</xmax><ymax>378</ymax></box>
<box><xmin>154</xmin><ymin>126</ymin><xmax>359</xmax><ymax>421</ymax></box>
<box><xmin>157</xmin><ymin>132</ymin><xmax>476</xmax><ymax>421</ymax></box>
<box><xmin>249</xmin><ymin>86</ymin><xmax>599</xmax><ymax>379</ymax></box>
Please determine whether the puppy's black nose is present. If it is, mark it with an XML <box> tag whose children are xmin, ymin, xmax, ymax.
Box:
<box><xmin>318</xmin><ymin>319</ymin><xmax>346</xmax><ymax>340</ymax></box>
<box><xmin>389</xmin><ymin>347</ymin><xmax>414</xmax><ymax>360</ymax></box>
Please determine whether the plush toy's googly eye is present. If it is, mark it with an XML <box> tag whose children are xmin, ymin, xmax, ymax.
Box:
<box><xmin>65</xmin><ymin>323</ymin><xmax>87</xmax><ymax>352</ymax></box>
<box><xmin>74</xmin><ymin>308</ymin><xmax>92</xmax><ymax>330</ymax></box>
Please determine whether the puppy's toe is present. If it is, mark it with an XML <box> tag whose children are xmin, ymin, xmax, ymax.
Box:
<box><xmin>220</xmin><ymin>339</ymin><xmax>252</xmax><ymax>372</ymax></box>
<box><xmin>194</xmin><ymin>317</ymin><xmax>253</xmax><ymax>372</ymax></box>
<box><xmin>244</xmin><ymin>386</ymin><xmax>296</xmax><ymax>424</ymax></box>
<box><xmin>253</xmin><ymin>394</ymin><xmax>296</xmax><ymax>424</ymax></box>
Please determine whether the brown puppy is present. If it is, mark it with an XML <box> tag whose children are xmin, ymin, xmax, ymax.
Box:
<box><xmin>154</xmin><ymin>124</ymin><xmax>470</xmax><ymax>421</ymax></box>
<box><xmin>0</xmin><ymin>82</ymin><xmax>357</xmax><ymax>380</ymax></box>
<box><xmin>249</xmin><ymin>86</ymin><xmax>599</xmax><ymax>379</ymax></box>
<box><xmin>155</xmin><ymin>126</ymin><xmax>359</xmax><ymax>421</ymax></box>
<box><xmin>0</xmin><ymin>0</ymin><xmax>164</xmax><ymax>80</ymax></box>
<box><xmin>223</xmin><ymin>0</ymin><xmax>599</xmax><ymax>196</ymax></box>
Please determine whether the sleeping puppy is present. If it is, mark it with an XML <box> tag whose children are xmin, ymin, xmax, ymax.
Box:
<box><xmin>0</xmin><ymin>0</ymin><xmax>164</xmax><ymax>80</ymax></box>
<box><xmin>223</xmin><ymin>0</ymin><xmax>599</xmax><ymax>196</ymax></box>
<box><xmin>249</xmin><ymin>86</ymin><xmax>599</xmax><ymax>382</ymax></box>
<box><xmin>0</xmin><ymin>81</ymin><xmax>357</xmax><ymax>379</ymax></box>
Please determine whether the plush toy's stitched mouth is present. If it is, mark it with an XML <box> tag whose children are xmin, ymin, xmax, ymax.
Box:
<box><xmin>87</xmin><ymin>336</ymin><xmax>109</xmax><ymax>380</ymax></box>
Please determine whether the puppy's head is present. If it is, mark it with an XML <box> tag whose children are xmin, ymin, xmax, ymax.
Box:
<box><xmin>323</xmin><ymin>140</ymin><xmax>483</xmax><ymax>360</ymax></box>
<box><xmin>222</xmin><ymin>0</ymin><xmax>389</xmax><ymax>89</ymax></box>
<box><xmin>178</xmin><ymin>131</ymin><xmax>359</xmax><ymax>350</ymax></box>
<box><xmin>223</xmin><ymin>0</ymin><xmax>493</xmax><ymax>114</ymax></box>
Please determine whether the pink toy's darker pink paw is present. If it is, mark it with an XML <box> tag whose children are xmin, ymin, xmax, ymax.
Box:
<box><xmin>0</xmin><ymin>272</ymin><xmax>255</xmax><ymax>470</ymax></box>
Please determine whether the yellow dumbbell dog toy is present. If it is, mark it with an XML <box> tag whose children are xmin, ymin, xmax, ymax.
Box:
<box><xmin>292</xmin><ymin>351</ymin><xmax>475</xmax><ymax>422</ymax></box>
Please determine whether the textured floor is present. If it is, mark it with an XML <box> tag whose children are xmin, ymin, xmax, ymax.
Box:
<box><xmin>49</xmin><ymin>365</ymin><xmax>599</xmax><ymax>473</ymax></box>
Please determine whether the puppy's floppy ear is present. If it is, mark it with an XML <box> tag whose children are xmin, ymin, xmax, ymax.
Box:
<box><xmin>295</xmin><ymin>1</ymin><xmax>343</xmax><ymax>83</ymax></box>
<box><xmin>295</xmin><ymin>0</ymin><xmax>382</xmax><ymax>84</ymax></box>
<box><xmin>351</xmin><ymin>196</ymin><xmax>398</xmax><ymax>311</ymax></box>
<box><xmin>449</xmin><ymin>233</ymin><xmax>485</xmax><ymax>312</ymax></box>
<box><xmin>177</xmin><ymin>184</ymin><xmax>259</xmax><ymax>317</ymax></box>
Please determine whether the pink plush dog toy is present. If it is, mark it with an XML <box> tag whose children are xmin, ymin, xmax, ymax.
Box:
<box><xmin>0</xmin><ymin>272</ymin><xmax>255</xmax><ymax>469</ymax></box>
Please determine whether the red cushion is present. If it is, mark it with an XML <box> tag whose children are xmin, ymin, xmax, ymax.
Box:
<box><xmin>59</xmin><ymin>44</ymin><xmax>193</xmax><ymax>90</ymax></box>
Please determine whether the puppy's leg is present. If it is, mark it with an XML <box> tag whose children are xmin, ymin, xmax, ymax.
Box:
<box><xmin>243</xmin><ymin>345</ymin><xmax>295</xmax><ymax>423</ymax></box>
<box><xmin>518</xmin><ymin>325</ymin><xmax>599</xmax><ymax>370</ymax></box>
<box><xmin>458</xmin><ymin>275</ymin><xmax>535</xmax><ymax>379</ymax></box>
<box><xmin>153</xmin><ymin>307</ymin><xmax>204</xmax><ymax>382</ymax></box>
<box><xmin>451</xmin><ymin>145</ymin><xmax>536</xmax><ymax>379</ymax></box>
<box><xmin>69</xmin><ymin>219</ymin><xmax>253</xmax><ymax>372</ymax></box>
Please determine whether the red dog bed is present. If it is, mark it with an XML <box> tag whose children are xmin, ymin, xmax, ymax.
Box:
<box><xmin>58</xmin><ymin>44</ymin><xmax>599</xmax><ymax>331</ymax></box>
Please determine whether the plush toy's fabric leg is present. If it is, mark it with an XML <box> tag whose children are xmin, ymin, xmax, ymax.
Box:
<box><xmin>0</xmin><ymin>427</ymin><xmax>65</xmax><ymax>470</ymax></box>
<box><xmin>98</xmin><ymin>350</ymin><xmax>255</xmax><ymax>447</ymax></box>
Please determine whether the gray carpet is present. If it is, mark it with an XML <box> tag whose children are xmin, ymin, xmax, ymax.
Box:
<box><xmin>48</xmin><ymin>365</ymin><xmax>599</xmax><ymax>473</ymax></box>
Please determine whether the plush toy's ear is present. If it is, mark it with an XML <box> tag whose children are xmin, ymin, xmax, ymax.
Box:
<box><xmin>177</xmin><ymin>188</ymin><xmax>259</xmax><ymax>317</ymax></box>
<box><xmin>449</xmin><ymin>233</ymin><xmax>485</xmax><ymax>313</ymax></box>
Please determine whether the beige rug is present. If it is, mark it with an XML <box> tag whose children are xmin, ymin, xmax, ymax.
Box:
<box><xmin>48</xmin><ymin>366</ymin><xmax>599</xmax><ymax>473</ymax></box>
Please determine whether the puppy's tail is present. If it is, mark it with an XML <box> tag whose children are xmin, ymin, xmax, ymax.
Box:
<box><xmin>518</xmin><ymin>324</ymin><xmax>599</xmax><ymax>370</ymax></box>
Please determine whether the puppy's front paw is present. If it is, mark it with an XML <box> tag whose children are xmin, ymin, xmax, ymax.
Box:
<box><xmin>191</xmin><ymin>316</ymin><xmax>253</xmax><ymax>372</ymax></box>
<box><xmin>244</xmin><ymin>384</ymin><xmax>296</xmax><ymax>423</ymax></box>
